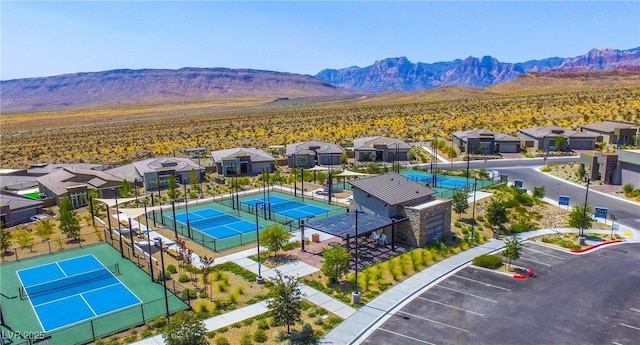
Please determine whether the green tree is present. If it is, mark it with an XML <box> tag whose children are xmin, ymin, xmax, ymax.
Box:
<box><xmin>477</xmin><ymin>168</ymin><xmax>490</xmax><ymax>180</ymax></box>
<box><xmin>119</xmin><ymin>179</ymin><xmax>134</xmax><ymax>198</ymax></box>
<box><xmin>59</xmin><ymin>196</ymin><xmax>81</xmax><ymax>241</ymax></box>
<box><xmin>576</xmin><ymin>164</ymin><xmax>586</xmax><ymax>179</ymax></box>
<box><xmin>554</xmin><ymin>136</ymin><xmax>566</xmax><ymax>151</ymax></box>
<box><xmin>321</xmin><ymin>246</ymin><xmax>351</xmax><ymax>284</ymax></box>
<box><xmin>167</xmin><ymin>175</ymin><xmax>179</xmax><ymax>201</ymax></box>
<box><xmin>532</xmin><ymin>185</ymin><xmax>546</xmax><ymax>199</ymax></box>
<box><xmin>451</xmin><ymin>189</ymin><xmax>469</xmax><ymax>220</ymax></box>
<box><xmin>0</xmin><ymin>221</ymin><xmax>13</xmax><ymax>255</ymax></box>
<box><xmin>162</xmin><ymin>310</ymin><xmax>207</xmax><ymax>345</ymax></box>
<box><xmin>87</xmin><ymin>190</ymin><xmax>104</xmax><ymax>218</ymax></box>
<box><xmin>35</xmin><ymin>220</ymin><xmax>55</xmax><ymax>241</ymax></box>
<box><xmin>341</xmin><ymin>152</ymin><xmax>349</xmax><ymax>165</ymax></box>
<box><xmin>502</xmin><ymin>236</ymin><xmax>522</xmax><ymax>271</ymax></box>
<box><xmin>267</xmin><ymin>270</ymin><xmax>305</xmax><ymax>334</ymax></box>
<box><xmin>189</xmin><ymin>169</ymin><xmax>200</xmax><ymax>194</ymax></box>
<box><xmin>568</xmin><ymin>204</ymin><xmax>594</xmax><ymax>231</ymax></box>
<box><xmin>261</xmin><ymin>225</ymin><xmax>290</xmax><ymax>258</ymax></box>
<box><xmin>14</xmin><ymin>227</ymin><xmax>35</xmax><ymax>252</ymax></box>
<box><xmin>486</xmin><ymin>198</ymin><xmax>508</xmax><ymax>230</ymax></box>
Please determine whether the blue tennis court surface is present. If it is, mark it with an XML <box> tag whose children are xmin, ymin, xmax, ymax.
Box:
<box><xmin>242</xmin><ymin>196</ymin><xmax>331</xmax><ymax>220</ymax></box>
<box><xmin>402</xmin><ymin>172</ymin><xmax>471</xmax><ymax>189</ymax></box>
<box><xmin>176</xmin><ymin>208</ymin><xmax>261</xmax><ymax>239</ymax></box>
<box><xmin>16</xmin><ymin>255</ymin><xmax>141</xmax><ymax>332</ymax></box>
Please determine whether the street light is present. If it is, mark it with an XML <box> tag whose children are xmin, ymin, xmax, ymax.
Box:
<box><xmin>255</xmin><ymin>201</ymin><xmax>265</xmax><ymax>284</ymax></box>
<box><xmin>580</xmin><ymin>177</ymin><xmax>590</xmax><ymax>245</ymax></box>
<box><xmin>469</xmin><ymin>180</ymin><xmax>477</xmax><ymax>242</ymax></box>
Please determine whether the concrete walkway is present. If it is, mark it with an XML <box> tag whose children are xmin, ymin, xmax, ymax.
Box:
<box><xmin>420</xmin><ymin>145</ymin><xmax>450</xmax><ymax>163</ymax></box>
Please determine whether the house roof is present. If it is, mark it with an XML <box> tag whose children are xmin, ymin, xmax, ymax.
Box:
<box><xmin>453</xmin><ymin>129</ymin><xmax>520</xmax><ymax>142</ymax></box>
<box><xmin>211</xmin><ymin>148</ymin><xmax>276</xmax><ymax>163</ymax></box>
<box><xmin>580</xmin><ymin>121</ymin><xmax>639</xmax><ymax>133</ymax></box>
<box><xmin>285</xmin><ymin>141</ymin><xmax>344</xmax><ymax>156</ymax></box>
<box><xmin>27</xmin><ymin>163</ymin><xmax>103</xmax><ymax>175</ymax></box>
<box><xmin>353</xmin><ymin>136</ymin><xmax>411</xmax><ymax>151</ymax></box>
<box><xmin>36</xmin><ymin>167</ymin><xmax>123</xmax><ymax>196</ymax></box>
<box><xmin>519</xmin><ymin>126</ymin><xmax>597</xmax><ymax>139</ymax></box>
<box><xmin>0</xmin><ymin>190</ymin><xmax>43</xmax><ymax>211</ymax></box>
<box><xmin>134</xmin><ymin>157</ymin><xmax>203</xmax><ymax>175</ymax></box>
<box><xmin>349</xmin><ymin>172</ymin><xmax>436</xmax><ymax>206</ymax></box>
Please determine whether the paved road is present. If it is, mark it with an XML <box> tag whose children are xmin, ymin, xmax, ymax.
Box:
<box><xmin>361</xmin><ymin>242</ymin><xmax>640</xmax><ymax>345</ymax></box>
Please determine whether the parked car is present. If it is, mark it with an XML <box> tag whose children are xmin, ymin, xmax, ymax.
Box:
<box><xmin>30</xmin><ymin>214</ymin><xmax>48</xmax><ymax>222</ymax></box>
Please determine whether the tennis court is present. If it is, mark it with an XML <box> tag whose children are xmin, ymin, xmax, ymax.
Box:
<box><xmin>402</xmin><ymin>171</ymin><xmax>472</xmax><ymax>189</ymax></box>
<box><xmin>175</xmin><ymin>208</ymin><xmax>261</xmax><ymax>239</ymax></box>
<box><xmin>17</xmin><ymin>255</ymin><xmax>141</xmax><ymax>332</ymax></box>
<box><xmin>242</xmin><ymin>195</ymin><xmax>332</xmax><ymax>220</ymax></box>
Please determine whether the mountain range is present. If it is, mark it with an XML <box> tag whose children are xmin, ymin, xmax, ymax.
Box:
<box><xmin>1</xmin><ymin>47</ymin><xmax>639</xmax><ymax>113</ymax></box>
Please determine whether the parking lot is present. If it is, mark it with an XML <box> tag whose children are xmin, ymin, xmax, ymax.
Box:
<box><xmin>362</xmin><ymin>242</ymin><xmax>640</xmax><ymax>345</ymax></box>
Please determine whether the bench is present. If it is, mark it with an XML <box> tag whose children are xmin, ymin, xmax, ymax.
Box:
<box><xmin>167</xmin><ymin>248</ymin><xmax>183</xmax><ymax>260</ymax></box>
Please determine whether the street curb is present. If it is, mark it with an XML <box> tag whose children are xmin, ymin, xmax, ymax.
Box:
<box><xmin>570</xmin><ymin>239</ymin><xmax>623</xmax><ymax>253</ymax></box>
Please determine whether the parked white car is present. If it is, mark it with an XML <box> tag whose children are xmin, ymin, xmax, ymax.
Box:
<box><xmin>30</xmin><ymin>214</ymin><xmax>48</xmax><ymax>222</ymax></box>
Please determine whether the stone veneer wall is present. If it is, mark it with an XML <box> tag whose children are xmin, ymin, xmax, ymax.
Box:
<box><xmin>396</xmin><ymin>200</ymin><xmax>452</xmax><ymax>247</ymax></box>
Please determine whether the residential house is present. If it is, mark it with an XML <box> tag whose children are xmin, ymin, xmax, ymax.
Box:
<box><xmin>519</xmin><ymin>126</ymin><xmax>597</xmax><ymax>151</ymax></box>
<box><xmin>285</xmin><ymin>141</ymin><xmax>344</xmax><ymax>168</ymax></box>
<box><xmin>36</xmin><ymin>167</ymin><xmax>123</xmax><ymax>208</ymax></box>
<box><xmin>0</xmin><ymin>190</ymin><xmax>44</xmax><ymax>227</ymax></box>
<box><xmin>453</xmin><ymin>129</ymin><xmax>521</xmax><ymax>154</ymax></box>
<box><xmin>211</xmin><ymin>148</ymin><xmax>276</xmax><ymax>177</ymax></box>
<box><xmin>133</xmin><ymin>157</ymin><xmax>204</xmax><ymax>191</ymax></box>
<box><xmin>353</xmin><ymin>136</ymin><xmax>411</xmax><ymax>163</ymax></box>
<box><xmin>580</xmin><ymin>121</ymin><xmax>639</xmax><ymax>146</ymax></box>
<box><xmin>579</xmin><ymin>149</ymin><xmax>640</xmax><ymax>186</ymax></box>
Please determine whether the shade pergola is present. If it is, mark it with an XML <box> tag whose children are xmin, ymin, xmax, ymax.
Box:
<box><xmin>95</xmin><ymin>197</ymin><xmax>137</xmax><ymax>207</ymax></box>
<box><xmin>333</xmin><ymin>170</ymin><xmax>372</xmax><ymax>177</ymax></box>
<box><xmin>115</xmin><ymin>206</ymin><xmax>163</xmax><ymax>220</ymax></box>
<box><xmin>306</xmin><ymin>212</ymin><xmax>393</xmax><ymax>240</ymax></box>
<box><xmin>307</xmin><ymin>166</ymin><xmax>330</xmax><ymax>171</ymax></box>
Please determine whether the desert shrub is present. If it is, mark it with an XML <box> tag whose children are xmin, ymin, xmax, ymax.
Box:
<box><xmin>198</xmin><ymin>291</ymin><xmax>208</xmax><ymax>299</ymax></box>
<box><xmin>239</xmin><ymin>335</ymin><xmax>252</xmax><ymax>345</ymax></box>
<box><xmin>257</xmin><ymin>319</ymin><xmax>269</xmax><ymax>330</ymax></box>
<box><xmin>149</xmin><ymin>316</ymin><xmax>167</xmax><ymax>329</ymax></box>
<box><xmin>272</xmin><ymin>331</ymin><xmax>284</xmax><ymax>342</ymax></box>
<box><xmin>166</xmin><ymin>264</ymin><xmax>178</xmax><ymax>274</ymax></box>
<box><xmin>178</xmin><ymin>274</ymin><xmax>190</xmax><ymax>283</ymax></box>
<box><xmin>476</xmin><ymin>215</ymin><xmax>485</xmax><ymax>222</ymax></box>
<box><xmin>510</xmin><ymin>219</ymin><xmax>536</xmax><ymax>233</ymax></box>
<box><xmin>215</xmin><ymin>336</ymin><xmax>230</xmax><ymax>345</ymax></box>
<box><xmin>206</xmin><ymin>331</ymin><xmax>217</xmax><ymax>339</ymax></box>
<box><xmin>532</xmin><ymin>185</ymin><xmax>546</xmax><ymax>199</ymax></box>
<box><xmin>253</xmin><ymin>329</ymin><xmax>268</xmax><ymax>343</ymax></box>
<box><xmin>472</xmin><ymin>254</ymin><xmax>503</xmax><ymax>269</ymax></box>
<box><xmin>156</xmin><ymin>271</ymin><xmax>171</xmax><ymax>281</ymax></box>
<box><xmin>454</xmin><ymin>221</ymin><xmax>462</xmax><ymax>228</ymax></box>
<box><xmin>623</xmin><ymin>183</ymin><xmax>635</xmax><ymax>194</ymax></box>
<box><xmin>180</xmin><ymin>288</ymin><xmax>197</xmax><ymax>300</ymax></box>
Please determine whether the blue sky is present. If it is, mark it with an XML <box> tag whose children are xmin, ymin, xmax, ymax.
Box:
<box><xmin>1</xmin><ymin>1</ymin><xmax>639</xmax><ymax>80</ymax></box>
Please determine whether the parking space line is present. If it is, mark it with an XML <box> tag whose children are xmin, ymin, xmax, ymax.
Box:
<box><xmin>452</xmin><ymin>274</ymin><xmax>511</xmax><ymax>291</ymax></box>
<box><xmin>620</xmin><ymin>323</ymin><xmax>640</xmax><ymax>331</ymax></box>
<box><xmin>523</xmin><ymin>247</ymin><xmax>565</xmax><ymax>260</ymax></box>
<box><xmin>417</xmin><ymin>296</ymin><xmax>484</xmax><ymax>316</ymax></box>
<box><xmin>631</xmin><ymin>308</ymin><xmax>640</xmax><ymax>313</ymax></box>
<box><xmin>612</xmin><ymin>342</ymin><xmax>623</xmax><ymax>345</ymax></box>
<box><xmin>435</xmin><ymin>285</ymin><xmax>498</xmax><ymax>303</ymax></box>
<box><xmin>378</xmin><ymin>328</ymin><xmax>438</xmax><ymax>345</ymax></box>
<box><xmin>398</xmin><ymin>311</ymin><xmax>469</xmax><ymax>332</ymax></box>
<box><xmin>517</xmin><ymin>256</ymin><xmax>552</xmax><ymax>266</ymax></box>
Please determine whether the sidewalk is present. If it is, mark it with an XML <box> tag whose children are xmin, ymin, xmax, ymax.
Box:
<box><xmin>420</xmin><ymin>145</ymin><xmax>449</xmax><ymax>163</ymax></box>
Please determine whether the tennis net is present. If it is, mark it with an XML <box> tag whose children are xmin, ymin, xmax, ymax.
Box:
<box><xmin>19</xmin><ymin>263</ymin><xmax>120</xmax><ymax>300</ymax></box>
<box><xmin>270</xmin><ymin>200</ymin><xmax>301</xmax><ymax>211</ymax></box>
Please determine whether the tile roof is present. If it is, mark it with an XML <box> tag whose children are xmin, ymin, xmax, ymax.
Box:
<box><xmin>353</xmin><ymin>136</ymin><xmax>411</xmax><ymax>150</ymax></box>
<box><xmin>134</xmin><ymin>157</ymin><xmax>203</xmax><ymax>175</ymax></box>
<box><xmin>519</xmin><ymin>126</ymin><xmax>597</xmax><ymax>139</ymax></box>
<box><xmin>36</xmin><ymin>167</ymin><xmax>122</xmax><ymax>196</ymax></box>
<box><xmin>453</xmin><ymin>129</ymin><xmax>519</xmax><ymax>142</ymax></box>
<box><xmin>0</xmin><ymin>190</ymin><xmax>43</xmax><ymax>210</ymax></box>
<box><xmin>580</xmin><ymin>121</ymin><xmax>639</xmax><ymax>133</ymax></box>
<box><xmin>211</xmin><ymin>148</ymin><xmax>276</xmax><ymax>163</ymax></box>
<box><xmin>349</xmin><ymin>172</ymin><xmax>436</xmax><ymax>206</ymax></box>
<box><xmin>285</xmin><ymin>141</ymin><xmax>344</xmax><ymax>155</ymax></box>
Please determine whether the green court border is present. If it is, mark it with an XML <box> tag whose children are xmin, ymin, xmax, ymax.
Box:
<box><xmin>0</xmin><ymin>242</ymin><xmax>188</xmax><ymax>345</ymax></box>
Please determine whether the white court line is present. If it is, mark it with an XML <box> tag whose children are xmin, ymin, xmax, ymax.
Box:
<box><xmin>33</xmin><ymin>283</ymin><xmax>122</xmax><ymax>308</ymax></box>
<box><xmin>517</xmin><ymin>256</ymin><xmax>552</xmax><ymax>267</ymax></box>
<box><xmin>620</xmin><ymin>323</ymin><xmax>640</xmax><ymax>331</ymax></box>
<box><xmin>612</xmin><ymin>342</ymin><xmax>623</xmax><ymax>345</ymax></box>
<box><xmin>398</xmin><ymin>311</ymin><xmax>469</xmax><ymax>332</ymax></box>
<box><xmin>434</xmin><ymin>285</ymin><xmax>498</xmax><ymax>303</ymax></box>
<box><xmin>417</xmin><ymin>297</ymin><xmax>484</xmax><ymax>316</ymax></box>
<box><xmin>79</xmin><ymin>294</ymin><xmax>98</xmax><ymax>316</ymax></box>
<box><xmin>631</xmin><ymin>308</ymin><xmax>640</xmax><ymax>313</ymax></box>
<box><xmin>56</xmin><ymin>262</ymin><xmax>68</xmax><ymax>276</ymax></box>
<box><xmin>523</xmin><ymin>247</ymin><xmax>565</xmax><ymax>260</ymax></box>
<box><xmin>378</xmin><ymin>328</ymin><xmax>438</xmax><ymax>345</ymax></box>
<box><xmin>452</xmin><ymin>274</ymin><xmax>511</xmax><ymax>291</ymax></box>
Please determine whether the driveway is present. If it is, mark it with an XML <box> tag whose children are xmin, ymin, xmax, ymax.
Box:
<box><xmin>361</xmin><ymin>242</ymin><xmax>640</xmax><ymax>345</ymax></box>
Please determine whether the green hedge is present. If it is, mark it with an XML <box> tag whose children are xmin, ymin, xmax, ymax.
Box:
<box><xmin>472</xmin><ymin>254</ymin><xmax>503</xmax><ymax>269</ymax></box>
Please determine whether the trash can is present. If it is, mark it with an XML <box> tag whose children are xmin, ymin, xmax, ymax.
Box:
<box><xmin>312</xmin><ymin>234</ymin><xmax>320</xmax><ymax>243</ymax></box>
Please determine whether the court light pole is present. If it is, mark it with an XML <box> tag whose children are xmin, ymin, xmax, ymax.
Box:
<box><xmin>469</xmin><ymin>179</ymin><xmax>477</xmax><ymax>242</ymax></box>
<box><xmin>183</xmin><ymin>183</ymin><xmax>191</xmax><ymax>238</ymax></box>
<box><xmin>143</xmin><ymin>201</ymin><xmax>154</xmax><ymax>281</ymax></box>
<box><xmin>293</xmin><ymin>153</ymin><xmax>298</xmax><ymax>197</ymax></box>
<box><xmin>255</xmin><ymin>201</ymin><xmax>265</xmax><ymax>284</ymax></box>
<box><xmin>352</xmin><ymin>210</ymin><xmax>362</xmax><ymax>304</ymax></box>
<box><xmin>158</xmin><ymin>237</ymin><xmax>170</xmax><ymax>319</ymax></box>
<box><xmin>112</xmin><ymin>187</ymin><xmax>124</xmax><ymax>258</ymax></box>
